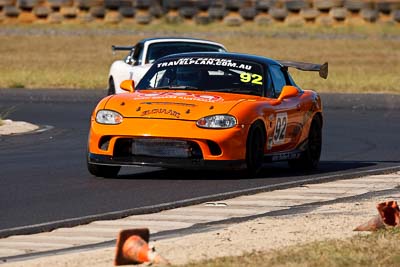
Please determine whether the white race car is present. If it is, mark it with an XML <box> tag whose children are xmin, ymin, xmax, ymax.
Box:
<box><xmin>108</xmin><ymin>37</ymin><xmax>227</xmax><ymax>95</ymax></box>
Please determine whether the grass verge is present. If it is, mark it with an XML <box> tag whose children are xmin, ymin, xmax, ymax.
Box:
<box><xmin>0</xmin><ymin>23</ymin><xmax>399</xmax><ymax>93</ymax></box>
<box><xmin>182</xmin><ymin>228</ymin><xmax>400</xmax><ymax>267</ymax></box>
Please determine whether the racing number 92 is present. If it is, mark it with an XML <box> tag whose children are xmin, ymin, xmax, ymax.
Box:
<box><xmin>240</xmin><ymin>72</ymin><xmax>263</xmax><ymax>85</ymax></box>
<box><xmin>273</xmin><ymin>113</ymin><xmax>287</xmax><ymax>144</ymax></box>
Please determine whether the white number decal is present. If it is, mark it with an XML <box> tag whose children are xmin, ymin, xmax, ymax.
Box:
<box><xmin>273</xmin><ymin>113</ymin><xmax>287</xmax><ymax>144</ymax></box>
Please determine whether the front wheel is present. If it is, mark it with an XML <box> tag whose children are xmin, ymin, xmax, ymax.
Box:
<box><xmin>87</xmin><ymin>161</ymin><xmax>121</xmax><ymax>178</ymax></box>
<box><xmin>245</xmin><ymin>122</ymin><xmax>266</xmax><ymax>176</ymax></box>
<box><xmin>289</xmin><ymin>117</ymin><xmax>322</xmax><ymax>170</ymax></box>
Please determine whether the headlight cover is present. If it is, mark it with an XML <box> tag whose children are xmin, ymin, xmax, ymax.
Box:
<box><xmin>96</xmin><ymin>110</ymin><xmax>123</xmax><ymax>125</ymax></box>
<box><xmin>196</xmin><ymin>114</ymin><xmax>237</xmax><ymax>129</ymax></box>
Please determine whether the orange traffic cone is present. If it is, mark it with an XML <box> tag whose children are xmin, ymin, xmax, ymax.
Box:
<box><xmin>114</xmin><ymin>228</ymin><xmax>170</xmax><ymax>266</ymax></box>
<box><xmin>376</xmin><ymin>200</ymin><xmax>400</xmax><ymax>227</ymax></box>
<box><xmin>354</xmin><ymin>200</ymin><xmax>400</xmax><ymax>231</ymax></box>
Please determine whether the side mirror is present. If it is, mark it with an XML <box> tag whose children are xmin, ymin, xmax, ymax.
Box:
<box><xmin>278</xmin><ymin>85</ymin><xmax>299</xmax><ymax>101</ymax></box>
<box><xmin>120</xmin><ymin>80</ymin><xmax>135</xmax><ymax>93</ymax></box>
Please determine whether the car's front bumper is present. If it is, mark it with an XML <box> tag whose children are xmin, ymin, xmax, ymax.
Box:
<box><xmin>88</xmin><ymin>152</ymin><xmax>246</xmax><ymax>170</ymax></box>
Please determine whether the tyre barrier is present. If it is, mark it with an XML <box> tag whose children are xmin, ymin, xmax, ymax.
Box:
<box><xmin>33</xmin><ymin>5</ymin><xmax>50</xmax><ymax>18</ymax></box>
<box><xmin>149</xmin><ymin>4</ymin><xmax>163</xmax><ymax>18</ymax></box>
<box><xmin>48</xmin><ymin>11</ymin><xmax>63</xmax><ymax>23</ymax></box>
<box><xmin>0</xmin><ymin>0</ymin><xmax>16</xmax><ymax>7</ymax></box>
<box><xmin>60</xmin><ymin>6</ymin><xmax>78</xmax><ymax>18</ymax></box>
<box><xmin>195</xmin><ymin>12</ymin><xmax>212</xmax><ymax>24</ymax></box>
<box><xmin>254</xmin><ymin>13</ymin><xmax>272</xmax><ymax>24</ymax></box>
<box><xmin>4</xmin><ymin>5</ymin><xmax>20</xmax><ymax>17</ymax></box>
<box><xmin>361</xmin><ymin>8</ymin><xmax>379</xmax><ymax>22</ymax></box>
<box><xmin>255</xmin><ymin>0</ymin><xmax>274</xmax><ymax>11</ymax></box>
<box><xmin>0</xmin><ymin>0</ymin><xmax>399</xmax><ymax>25</ymax></box>
<box><xmin>269</xmin><ymin>7</ymin><xmax>288</xmax><ymax>21</ymax></box>
<box><xmin>224</xmin><ymin>0</ymin><xmax>243</xmax><ymax>11</ymax></box>
<box><xmin>48</xmin><ymin>0</ymin><xmax>73</xmax><ymax>9</ymax></box>
<box><xmin>118</xmin><ymin>6</ymin><xmax>135</xmax><ymax>17</ymax></box>
<box><xmin>286</xmin><ymin>0</ymin><xmax>308</xmax><ymax>13</ymax></box>
<box><xmin>208</xmin><ymin>6</ymin><xmax>225</xmax><ymax>19</ymax></box>
<box><xmin>179</xmin><ymin>6</ymin><xmax>198</xmax><ymax>18</ymax></box>
<box><xmin>135</xmin><ymin>10</ymin><xmax>152</xmax><ymax>24</ymax></box>
<box><xmin>223</xmin><ymin>12</ymin><xmax>244</xmax><ymax>25</ymax></box>
<box><xmin>329</xmin><ymin>7</ymin><xmax>347</xmax><ymax>21</ymax></box>
<box><xmin>240</xmin><ymin>6</ymin><xmax>257</xmax><ymax>20</ymax></box>
<box><xmin>394</xmin><ymin>9</ymin><xmax>400</xmax><ymax>22</ymax></box>
<box><xmin>90</xmin><ymin>6</ymin><xmax>105</xmax><ymax>18</ymax></box>
<box><xmin>300</xmin><ymin>8</ymin><xmax>320</xmax><ymax>21</ymax></box>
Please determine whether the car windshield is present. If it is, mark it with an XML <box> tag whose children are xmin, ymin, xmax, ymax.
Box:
<box><xmin>137</xmin><ymin>57</ymin><xmax>264</xmax><ymax>96</ymax></box>
<box><xmin>146</xmin><ymin>42</ymin><xmax>226</xmax><ymax>64</ymax></box>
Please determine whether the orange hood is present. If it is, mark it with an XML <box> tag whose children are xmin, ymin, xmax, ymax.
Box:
<box><xmin>104</xmin><ymin>90</ymin><xmax>258</xmax><ymax>120</ymax></box>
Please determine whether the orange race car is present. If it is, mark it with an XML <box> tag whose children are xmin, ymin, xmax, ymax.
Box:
<box><xmin>87</xmin><ymin>52</ymin><xmax>327</xmax><ymax>177</ymax></box>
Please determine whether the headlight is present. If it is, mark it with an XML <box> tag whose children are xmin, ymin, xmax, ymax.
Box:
<box><xmin>196</xmin><ymin>115</ymin><xmax>237</xmax><ymax>129</ymax></box>
<box><xmin>95</xmin><ymin>110</ymin><xmax>123</xmax><ymax>124</ymax></box>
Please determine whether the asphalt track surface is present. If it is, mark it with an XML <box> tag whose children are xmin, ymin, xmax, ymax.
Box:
<box><xmin>0</xmin><ymin>89</ymin><xmax>399</xmax><ymax>235</ymax></box>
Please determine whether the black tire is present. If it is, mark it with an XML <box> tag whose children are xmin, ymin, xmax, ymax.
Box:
<box><xmin>256</xmin><ymin>0</ymin><xmax>273</xmax><ymax>12</ymax></box>
<box><xmin>289</xmin><ymin>117</ymin><xmax>322</xmax><ymax>170</ymax></box>
<box><xmin>48</xmin><ymin>0</ymin><xmax>73</xmax><ymax>8</ymax></box>
<box><xmin>17</xmin><ymin>0</ymin><xmax>37</xmax><ymax>10</ymax></box>
<box><xmin>150</xmin><ymin>5</ymin><xmax>164</xmax><ymax>18</ymax></box>
<box><xmin>195</xmin><ymin>14</ymin><xmax>212</xmax><ymax>24</ymax></box>
<box><xmin>225</xmin><ymin>0</ymin><xmax>241</xmax><ymax>11</ymax></box>
<box><xmin>394</xmin><ymin>10</ymin><xmax>400</xmax><ymax>23</ymax></box>
<box><xmin>34</xmin><ymin>6</ymin><xmax>50</xmax><ymax>18</ymax></box>
<box><xmin>246</xmin><ymin>122</ymin><xmax>266</xmax><ymax>176</ymax></box>
<box><xmin>360</xmin><ymin>8</ymin><xmax>379</xmax><ymax>22</ymax></box>
<box><xmin>104</xmin><ymin>0</ymin><xmax>120</xmax><ymax>10</ymax></box>
<box><xmin>344</xmin><ymin>0</ymin><xmax>365</xmax><ymax>13</ymax></box>
<box><xmin>136</xmin><ymin>13</ymin><xmax>152</xmax><ymax>24</ymax></box>
<box><xmin>179</xmin><ymin>6</ymin><xmax>198</xmax><ymax>18</ymax></box>
<box><xmin>223</xmin><ymin>14</ymin><xmax>243</xmax><ymax>26</ymax></box>
<box><xmin>285</xmin><ymin>0</ymin><xmax>307</xmax><ymax>13</ymax></box>
<box><xmin>4</xmin><ymin>6</ymin><xmax>20</xmax><ymax>17</ymax></box>
<box><xmin>108</xmin><ymin>78</ymin><xmax>116</xmax><ymax>95</ymax></box>
<box><xmin>90</xmin><ymin>6</ymin><xmax>105</xmax><ymax>18</ymax></box>
<box><xmin>1</xmin><ymin>0</ymin><xmax>18</xmax><ymax>6</ymax></box>
<box><xmin>269</xmin><ymin>7</ymin><xmax>288</xmax><ymax>21</ymax></box>
<box><xmin>135</xmin><ymin>0</ymin><xmax>151</xmax><ymax>9</ymax></box>
<box><xmin>300</xmin><ymin>8</ymin><xmax>320</xmax><ymax>20</ymax></box>
<box><xmin>376</xmin><ymin>2</ymin><xmax>391</xmax><ymax>15</ymax></box>
<box><xmin>87</xmin><ymin>161</ymin><xmax>121</xmax><ymax>178</ymax></box>
<box><xmin>119</xmin><ymin>6</ymin><xmax>135</xmax><ymax>17</ymax></box>
<box><xmin>240</xmin><ymin>7</ymin><xmax>257</xmax><ymax>20</ymax></box>
<box><xmin>208</xmin><ymin>7</ymin><xmax>225</xmax><ymax>20</ymax></box>
<box><xmin>329</xmin><ymin>7</ymin><xmax>347</xmax><ymax>21</ymax></box>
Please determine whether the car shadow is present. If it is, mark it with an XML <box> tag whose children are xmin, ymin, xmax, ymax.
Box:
<box><xmin>114</xmin><ymin>160</ymin><xmax>399</xmax><ymax>181</ymax></box>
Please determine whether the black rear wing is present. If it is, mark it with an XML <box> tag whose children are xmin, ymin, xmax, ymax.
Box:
<box><xmin>278</xmin><ymin>60</ymin><xmax>329</xmax><ymax>79</ymax></box>
<box><xmin>111</xmin><ymin>45</ymin><xmax>135</xmax><ymax>52</ymax></box>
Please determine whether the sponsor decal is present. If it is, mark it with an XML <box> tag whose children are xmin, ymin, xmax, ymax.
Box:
<box><xmin>141</xmin><ymin>108</ymin><xmax>181</xmax><ymax>118</ymax></box>
<box><xmin>133</xmin><ymin>91</ymin><xmax>224</xmax><ymax>103</ymax></box>
<box><xmin>157</xmin><ymin>57</ymin><xmax>253</xmax><ymax>71</ymax></box>
<box><xmin>272</xmin><ymin>152</ymin><xmax>300</xmax><ymax>161</ymax></box>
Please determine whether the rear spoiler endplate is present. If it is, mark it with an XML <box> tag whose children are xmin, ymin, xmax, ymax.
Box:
<box><xmin>278</xmin><ymin>60</ymin><xmax>329</xmax><ymax>79</ymax></box>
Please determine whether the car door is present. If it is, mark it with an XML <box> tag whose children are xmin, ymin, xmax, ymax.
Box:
<box><xmin>268</xmin><ymin>64</ymin><xmax>305</xmax><ymax>153</ymax></box>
